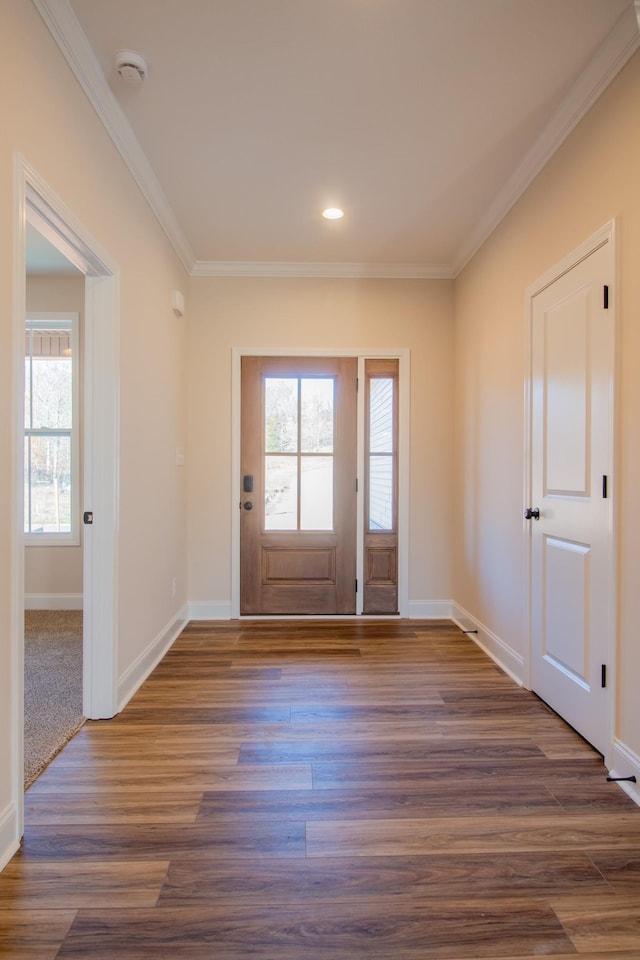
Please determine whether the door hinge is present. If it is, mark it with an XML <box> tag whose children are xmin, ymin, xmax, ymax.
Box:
<box><xmin>603</xmin><ymin>285</ymin><xmax>609</xmax><ymax>309</ymax></box>
<box><xmin>601</xmin><ymin>664</ymin><xmax>607</xmax><ymax>688</ymax></box>
<box><xmin>602</xmin><ymin>475</ymin><xmax>608</xmax><ymax>499</ymax></box>
<box><xmin>83</xmin><ymin>511</ymin><xmax>93</xmax><ymax>525</ymax></box>
<box><xmin>355</xmin><ymin>478</ymin><xmax>359</xmax><ymax>492</ymax></box>
<box><xmin>355</xmin><ymin>579</ymin><xmax>358</xmax><ymax>593</ymax></box>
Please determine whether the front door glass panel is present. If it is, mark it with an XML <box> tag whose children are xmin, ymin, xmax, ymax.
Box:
<box><xmin>265</xmin><ymin>456</ymin><xmax>297</xmax><ymax>529</ymax></box>
<box><xmin>264</xmin><ymin>376</ymin><xmax>334</xmax><ymax>531</ymax></box>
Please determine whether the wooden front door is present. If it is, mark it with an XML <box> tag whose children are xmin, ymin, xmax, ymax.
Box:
<box><xmin>240</xmin><ymin>356</ymin><xmax>357</xmax><ymax>615</ymax></box>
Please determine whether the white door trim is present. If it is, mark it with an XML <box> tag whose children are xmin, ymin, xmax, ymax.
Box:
<box><xmin>231</xmin><ymin>347</ymin><xmax>410</xmax><ymax>619</ymax></box>
<box><xmin>522</xmin><ymin>220</ymin><xmax>617</xmax><ymax>762</ymax></box>
<box><xmin>12</xmin><ymin>157</ymin><xmax>120</xmax><ymax>837</ymax></box>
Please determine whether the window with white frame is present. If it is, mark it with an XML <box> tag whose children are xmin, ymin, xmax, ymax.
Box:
<box><xmin>24</xmin><ymin>313</ymin><xmax>79</xmax><ymax>543</ymax></box>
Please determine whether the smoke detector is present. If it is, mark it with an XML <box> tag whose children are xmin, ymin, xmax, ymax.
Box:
<box><xmin>114</xmin><ymin>50</ymin><xmax>148</xmax><ymax>84</ymax></box>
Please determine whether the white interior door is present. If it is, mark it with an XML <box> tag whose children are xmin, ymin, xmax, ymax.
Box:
<box><xmin>529</xmin><ymin>235</ymin><xmax>614</xmax><ymax>756</ymax></box>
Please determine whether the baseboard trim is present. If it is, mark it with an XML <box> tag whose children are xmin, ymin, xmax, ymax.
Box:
<box><xmin>451</xmin><ymin>602</ymin><xmax>524</xmax><ymax>685</ymax></box>
<box><xmin>608</xmin><ymin>738</ymin><xmax>640</xmax><ymax>808</ymax></box>
<box><xmin>187</xmin><ymin>601</ymin><xmax>454</xmax><ymax>621</ymax></box>
<box><xmin>117</xmin><ymin>606</ymin><xmax>188</xmax><ymax>711</ymax></box>
<box><xmin>25</xmin><ymin>593</ymin><xmax>83</xmax><ymax>610</ymax></box>
<box><xmin>0</xmin><ymin>802</ymin><xmax>19</xmax><ymax>873</ymax></box>
<box><xmin>187</xmin><ymin>601</ymin><xmax>233</xmax><ymax>621</ymax></box>
<box><xmin>407</xmin><ymin>600</ymin><xmax>453</xmax><ymax>619</ymax></box>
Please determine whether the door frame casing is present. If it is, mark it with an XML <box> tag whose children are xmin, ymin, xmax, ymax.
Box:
<box><xmin>12</xmin><ymin>156</ymin><xmax>120</xmax><ymax>839</ymax></box>
<box><xmin>231</xmin><ymin>347</ymin><xmax>410</xmax><ymax>618</ymax></box>
<box><xmin>522</xmin><ymin>220</ymin><xmax>617</xmax><ymax>763</ymax></box>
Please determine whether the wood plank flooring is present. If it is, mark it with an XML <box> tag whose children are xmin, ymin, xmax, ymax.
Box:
<box><xmin>1</xmin><ymin>618</ymin><xmax>639</xmax><ymax>958</ymax></box>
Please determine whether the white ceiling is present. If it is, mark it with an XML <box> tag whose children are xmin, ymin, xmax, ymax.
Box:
<box><xmin>35</xmin><ymin>0</ymin><xmax>639</xmax><ymax>276</ymax></box>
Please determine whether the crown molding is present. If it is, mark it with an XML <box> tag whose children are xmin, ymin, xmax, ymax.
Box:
<box><xmin>33</xmin><ymin>0</ymin><xmax>640</xmax><ymax>283</ymax></box>
<box><xmin>32</xmin><ymin>0</ymin><xmax>196</xmax><ymax>274</ymax></box>
<box><xmin>191</xmin><ymin>260</ymin><xmax>454</xmax><ymax>279</ymax></box>
<box><xmin>452</xmin><ymin>1</ymin><xmax>640</xmax><ymax>276</ymax></box>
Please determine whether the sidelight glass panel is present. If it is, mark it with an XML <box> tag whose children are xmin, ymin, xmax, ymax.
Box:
<box><xmin>301</xmin><ymin>378</ymin><xmax>334</xmax><ymax>452</ymax></box>
<box><xmin>368</xmin><ymin>376</ymin><xmax>394</xmax><ymax>531</ymax></box>
<box><xmin>369</xmin><ymin>378</ymin><xmax>393</xmax><ymax>452</ymax></box>
<box><xmin>369</xmin><ymin>455</ymin><xmax>393</xmax><ymax>530</ymax></box>
<box><xmin>300</xmin><ymin>456</ymin><xmax>333</xmax><ymax>529</ymax></box>
<box><xmin>265</xmin><ymin>456</ymin><xmax>297</xmax><ymax>529</ymax></box>
<box><xmin>265</xmin><ymin>378</ymin><xmax>298</xmax><ymax>452</ymax></box>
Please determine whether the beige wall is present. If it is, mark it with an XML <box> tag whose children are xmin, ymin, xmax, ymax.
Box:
<box><xmin>0</xmin><ymin>0</ymin><xmax>188</xmax><ymax>863</ymax></box>
<box><xmin>24</xmin><ymin>275</ymin><xmax>85</xmax><ymax>602</ymax></box>
<box><xmin>186</xmin><ymin>277</ymin><xmax>454</xmax><ymax>612</ymax></box>
<box><xmin>454</xmin><ymin>50</ymin><xmax>640</xmax><ymax>766</ymax></box>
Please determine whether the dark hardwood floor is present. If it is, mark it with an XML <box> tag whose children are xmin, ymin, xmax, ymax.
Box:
<box><xmin>1</xmin><ymin>619</ymin><xmax>639</xmax><ymax>958</ymax></box>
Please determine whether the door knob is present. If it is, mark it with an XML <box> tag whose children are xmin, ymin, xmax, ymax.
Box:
<box><xmin>524</xmin><ymin>507</ymin><xmax>540</xmax><ymax>520</ymax></box>
<box><xmin>243</xmin><ymin>501</ymin><xmax>253</xmax><ymax>510</ymax></box>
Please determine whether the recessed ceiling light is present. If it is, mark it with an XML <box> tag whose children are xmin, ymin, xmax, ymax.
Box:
<box><xmin>322</xmin><ymin>207</ymin><xmax>344</xmax><ymax>220</ymax></box>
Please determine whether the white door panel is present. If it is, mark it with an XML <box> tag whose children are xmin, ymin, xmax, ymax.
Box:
<box><xmin>530</xmin><ymin>238</ymin><xmax>614</xmax><ymax>755</ymax></box>
<box><xmin>542</xmin><ymin>536</ymin><xmax>590</xmax><ymax>686</ymax></box>
<box><xmin>543</xmin><ymin>287</ymin><xmax>590</xmax><ymax>496</ymax></box>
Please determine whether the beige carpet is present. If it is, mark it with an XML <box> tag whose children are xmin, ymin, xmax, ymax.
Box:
<box><xmin>24</xmin><ymin>610</ymin><xmax>85</xmax><ymax>789</ymax></box>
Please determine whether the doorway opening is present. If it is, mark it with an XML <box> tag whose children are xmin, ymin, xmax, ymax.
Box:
<box><xmin>23</xmin><ymin>229</ymin><xmax>85</xmax><ymax>787</ymax></box>
<box><xmin>11</xmin><ymin>157</ymin><xmax>120</xmax><ymax>836</ymax></box>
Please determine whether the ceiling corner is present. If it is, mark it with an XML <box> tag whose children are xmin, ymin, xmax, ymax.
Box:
<box><xmin>452</xmin><ymin>0</ymin><xmax>640</xmax><ymax>277</ymax></box>
<box><xmin>31</xmin><ymin>0</ymin><xmax>196</xmax><ymax>274</ymax></box>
